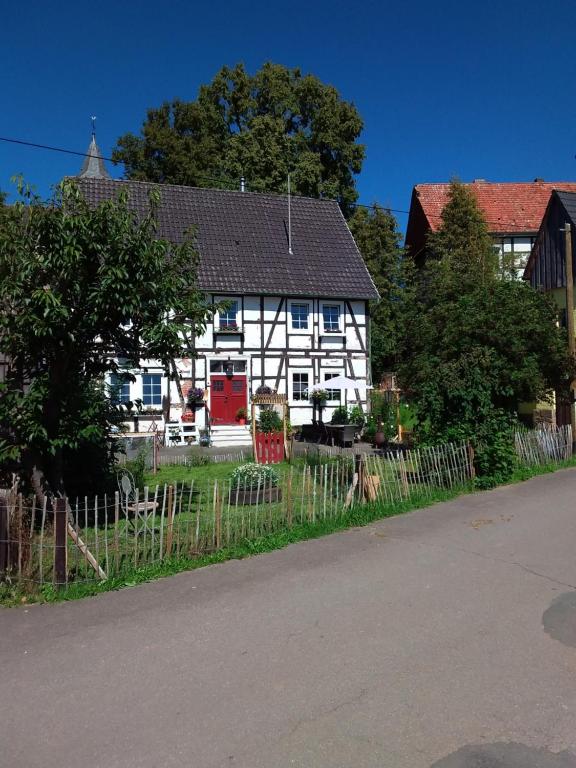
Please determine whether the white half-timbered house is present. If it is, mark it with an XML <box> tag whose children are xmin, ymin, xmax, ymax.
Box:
<box><xmin>77</xmin><ymin>173</ymin><xmax>379</xmax><ymax>445</ymax></box>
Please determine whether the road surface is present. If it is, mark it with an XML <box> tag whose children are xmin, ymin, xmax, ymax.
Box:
<box><xmin>2</xmin><ymin>470</ymin><xmax>576</xmax><ymax>767</ymax></box>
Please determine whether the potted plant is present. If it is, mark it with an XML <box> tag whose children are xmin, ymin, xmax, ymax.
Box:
<box><xmin>187</xmin><ymin>387</ymin><xmax>205</xmax><ymax>408</ymax></box>
<box><xmin>199</xmin><ymin>428</ymin><xmax>211</xmax><ymax>447</ymax></box>
<box><xmin>257</xmin><ymin>409</ymin><xmax>283</xmax><ymax>433</ymax></box>
<box><xmin>310</xmin><ymin>389</ymin><xmax>328</xmax><ymax>406</ymax></box>
<box><xmin>181</xmin><ymin>410</ymin><xmax>195</xmax><ymax>423</ymax></box>
<box><xmin>236</xmin><ymin>407</ymin><xmax>247</xmax><ymax>426</ymax></box>
<box><xmin>309</xmin><ymin>388</ymin><xmax>328</xmax><ymax>423</ymax></box>
<box><xmin>330</xmin><ymin>405</ymin><xmax>349</xmax><ymax>425</ymax></box>
<box><xmin>231</xmin><ymin>462</ymin><xmax>282</xmax><ymax>504</ymax></box>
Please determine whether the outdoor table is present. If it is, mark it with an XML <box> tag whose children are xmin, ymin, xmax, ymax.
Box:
<box><xmin>325</xmin><ymin>424</ymin><xmax>356</xmax><ymax>447</ymax></box>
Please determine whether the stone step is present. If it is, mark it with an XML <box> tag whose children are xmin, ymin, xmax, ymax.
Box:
<box><xmin>209</xmin><ymin>425</ymin><xmax>252</xmax><ymax>447</ymax></box>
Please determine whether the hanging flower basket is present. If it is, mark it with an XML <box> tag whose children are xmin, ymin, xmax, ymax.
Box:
<box><xmin>187</xmin><ymin>388</ymin><xmax>206</xmax><ymax>408</ymax></box>
<box><xmin>310</xmin><ymin>389</ymin><xmax>329</xmax><ymax>405</ymax></box>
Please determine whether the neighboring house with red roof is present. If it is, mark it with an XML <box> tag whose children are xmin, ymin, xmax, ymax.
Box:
<box><xmin>405</xmin><ymin>180</ymin><xmax>576</xmax><ymax>278</ymax></box>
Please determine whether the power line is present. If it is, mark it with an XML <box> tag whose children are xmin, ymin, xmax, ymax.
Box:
<box><xmin>0</xmin><ymin>134</ymin><xmax>553</xmax><ymax>230</ymax></box>
<box><xmin>0</xmin><ymin>136</ymin><xmax>237</xmax><ymax>189</ymax></box>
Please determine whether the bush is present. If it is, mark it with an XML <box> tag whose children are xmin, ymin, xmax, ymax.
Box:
<box><xmin>187</xmin><ymin>452</ymin><xmax>210</xmax><ymax>466</ymax></box>
<box><xmin>330</xmin><ymin>406</ymin><xmax>349</xmax><ymax>425</ymax></box>
<box><xmin>349</xmin><ymin>405</ymin><xmax>365</xmax><ymax>427</ymax></box>
<box><xmin>231</xmin><ymin>462</ymin><xmax>279</xmax><ymax>488</ymax></box>
<box><xmin>362</xmin><ymin>415</ymin><xmax>377</xmax><ymax>441</ymax></box>
<box><xmin>257</xmin><ymin>409</ymin><xmax>283</xmax><ymax>433</ymax></box>
<box><xmin>123</xmin><ymin>446</ymin><xmax>147</xmax><ymax>490</ymax></box>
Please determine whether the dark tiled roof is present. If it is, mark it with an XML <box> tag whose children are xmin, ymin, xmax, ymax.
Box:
<box><xmin>556</xmin><ymin>190</ymin><xmax>576</xmax><ymax>223</ymax></box>
<box><xmin>75</xmin><ymin>178</ymin><xmax>379</xmax><ymax>300</ymax></box>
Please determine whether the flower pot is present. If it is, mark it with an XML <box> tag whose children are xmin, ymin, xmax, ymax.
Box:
<box><xmin>181</xmin><ymin>411</ymin><xmax>195</xmax><ymax>423</ymax></box>
<box><xmin>238</xmin><ymin>418</ymin><xmax>246</xmax><ymax>426</ymax></box>
<box><xmin>373</xmin><ymin>430</ymin><xmax>385</xmax><ymax>448</ymax></box>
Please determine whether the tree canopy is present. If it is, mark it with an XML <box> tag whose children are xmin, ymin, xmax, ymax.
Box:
<box><xmin>112</xmin><ymin>62</ymin><xmax>365</xmax><ymax>216</ymax></box>
<box><xmin>348</xmin><ymin>204</ymin><xmax>407</xmax><ymax>381</ymax></box>
<box><xmin>398</xmin><ymin>181</ymin><xmax>572</xmax><ymax>482</ymax></box>
<box><xmin>0</xmin><ymin>179</ymin><xmax>212</xmax><ymax>497</ymax></box>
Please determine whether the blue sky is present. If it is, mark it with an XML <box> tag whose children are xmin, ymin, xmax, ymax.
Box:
<box><xmin>1</xmin><ymin>0</ymin><xmax>574</xmax><ymax>234</ymax></box>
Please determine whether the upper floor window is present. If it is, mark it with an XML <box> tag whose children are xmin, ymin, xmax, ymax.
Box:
<box><xmin>322</xmin><ymin>304</ymin><xmax>341</xmax><ymax>333</ymax></box>
<box><xmin>110</xmin><ymin>373</ymin><xmax>130</xmax><ymax>404</ymax></box>
<box><xmin>290</xmin><ymin>303</ymin><xmax>309</xmax><ymax>330</ymax></box>
<box><xmin>219</xmin><ymin>301</ymin><xmax>239</xmax><ymax>329</ymax></box>
<box><xmin>142</xmin><ymin>373</ymin><xmax>162</xmax><ymax>406</ymax></box>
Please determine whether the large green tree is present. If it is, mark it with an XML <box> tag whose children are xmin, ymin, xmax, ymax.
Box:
<box><xmin>398</xmin><ymin>181</ymin><xmax>572</xmax><ymax>481</ymax></box>
<box><xmin>0</xmin><ymin>180</ymin><xmax>212</xmax><ymax>497</ymax></box>
<box><xmin>348</xmin><ymin>204</ymin><xmax>407</xmax><ymax>381</ymax></box>
<box><xmin>113</xmin><ymin>62</ymin><xmax>365</xmax><ymax>215</ymax></box>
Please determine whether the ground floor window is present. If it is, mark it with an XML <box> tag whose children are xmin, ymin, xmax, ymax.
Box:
<box><xmin>110</xmin><ymin>373</ymin><xmax>130</xmax><ymax>404</ymax></box>
<box><xmin>142</xmin><ymin>373</ymin><xmax>162</xmax><ymax>406</ymax></box>
<box><xmin>324</xmin><ymin>372</ymin><xmax>342</xmax><ymax>402</ymax></box>
<box><xmin>292</xmin><ymin>372</ymin><xmax>309</xmax><ymax>401</ymax></box>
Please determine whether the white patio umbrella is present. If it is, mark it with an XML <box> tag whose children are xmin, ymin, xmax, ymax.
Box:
<box><xmin>308</xmin><ymin>375</ymin><xmax>372</xmax><ymax>392</ymax></box>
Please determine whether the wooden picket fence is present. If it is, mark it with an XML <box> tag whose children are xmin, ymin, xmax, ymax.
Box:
<box><xmin>514</xmin><ymin>424</ymin><xmax>573</xmax><ymax>466</ymax></box>
<box><xmin>1</xmin><ymin>429</ymin><xmax>571</xmax><ymax>592</ymax></box>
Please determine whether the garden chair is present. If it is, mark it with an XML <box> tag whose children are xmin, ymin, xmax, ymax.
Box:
<box><xmin>117</xmin><ymin>469</ymin><xmax>159</xmax><ymax>535</ymax></box>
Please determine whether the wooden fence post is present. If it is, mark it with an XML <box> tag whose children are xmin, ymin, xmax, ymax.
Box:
<box><xmin>467</xmin><ymin>442</ymin><xmax>476</xmax><ymax>480</ymax></box>
<box><xmin>355</xmin><ymin>454</ymin><xmax>364</xmax><ymax>502</ymax></box>
<box><xmin>0</xmin><ymin>496</ymin><xmax>8</xmax><ymax>576</ymax></box>
<box><xmin>54</xmin><ymin>497</ymin><xmax>67</xmax><ymax>587</ymax></box>
<box><xmin>165</xmin><ymin>485</ymin><xmax>174</xmax><ymax>558</ymax></box>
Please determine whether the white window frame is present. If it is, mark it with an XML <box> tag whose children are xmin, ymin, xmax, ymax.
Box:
<box><xmin>289</xmin><ymin>301</ymin><xmax>310</xmax><ymax>333</ymax></box>
<box><xmin>215</xmin><ymin>296</ymin><xmax>242</xmax><ymax>331</ymax></box>
<box><xmin>321</xmin><ymin>301</ymin><xmax>344</xmax><ymax>334</ymax></box>
<box><xmin>290</xmin><ymin>370</ymin><xmax>310</xmax><ymax>403</ymax></box>
<box><xmin>110</xmin><ymin>373</ymin><xmax>131</xmax><ymax>404</ymax></box>
<box><xmin>323</xmin><ymin>371</ymin><xmax>343</xmax><ymax>404</ymax></box>
<box><xmin>142</xmin><ymin>373</ymin><xmax>163</xmax><ymax>407</ymax></box>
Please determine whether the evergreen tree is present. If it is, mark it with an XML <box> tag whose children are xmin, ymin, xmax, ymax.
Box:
<box><xmin>398</xmin><ymin>181</ymin><xmax>572</xmax><ymax>483</ymax></box>
<box><xmin>348</xmin><ymin>204</ymin><xmax>408</xmax><ymax>381</ymax></box>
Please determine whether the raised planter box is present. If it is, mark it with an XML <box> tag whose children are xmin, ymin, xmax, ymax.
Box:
<box><xmin>232</xmin><ymin>486</ymin><xmax>282</xmax><ymax>506</ymax></box>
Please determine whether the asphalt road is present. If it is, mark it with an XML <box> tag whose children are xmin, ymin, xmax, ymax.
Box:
<box><xmin>2</xmin><ymin>470</ymin><xmax>576</xmax><ymax>768</ymax></box>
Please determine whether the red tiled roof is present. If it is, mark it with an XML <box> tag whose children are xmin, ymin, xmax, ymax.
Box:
<box><xmin>415</xmin><ymin>181</ymin><xmax>576</xmax><ymax>234</ymax></box>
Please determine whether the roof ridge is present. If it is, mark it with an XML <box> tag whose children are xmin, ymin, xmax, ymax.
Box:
<box><xmin>415</xmin><ymin>180</ymin><xmax>576</xmax><ymax>188</ymax></box>
<box><xmin>77</xmin><ymin>176</ymin><xmax>342</xmax><ymax>207</ymax></box>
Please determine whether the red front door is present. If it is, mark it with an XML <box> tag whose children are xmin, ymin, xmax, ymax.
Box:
<box><xmin>210</xmin><ymin>375</ymin><xmax>247</xmax><ymax>425</ymax></box>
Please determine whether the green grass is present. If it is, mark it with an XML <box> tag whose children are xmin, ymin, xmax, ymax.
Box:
<box><xmin>145</xmin><ymin>461</ymin><xmax>241</xmax><ymax>487</ymax></box>
<box><xmin>30</xmin><ymin>483</ymin><xmax>466</xmax><ymax>604</ymax></box>
<box><xmin>144</xmin><ymin>458</ymin><xmax>314</xmax><ymax>488</ymax></box>
<box><xmin>3</xmin><ymin>455</ymin><xmax>576</xmax><ymax>608</ymax></box>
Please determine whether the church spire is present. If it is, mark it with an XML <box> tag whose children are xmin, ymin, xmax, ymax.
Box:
<box><xmin>78</xmin><ymin>117</ymin><xmax>111</xmax><ymax>179</ymax></box>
